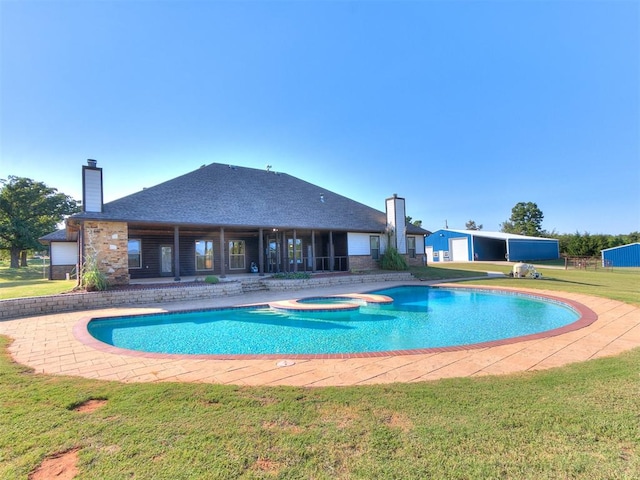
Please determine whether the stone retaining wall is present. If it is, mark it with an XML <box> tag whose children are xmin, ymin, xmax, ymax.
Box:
<box><xmin>261</xmin><ymin>272</ymin><xmax>414</xmax><ymax>291</ymax></box>
<box><xmin>0</xmin><ymin>283</ymin><xmax>242</xmax><ymax>320</ymax></box>
<box><xmin>0</xmin><ymin>272</ymin><xmax>414</xmax><ymax>320</ymax></box>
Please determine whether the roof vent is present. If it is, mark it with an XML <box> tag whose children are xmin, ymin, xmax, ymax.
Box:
<box><xmin>320</xmin><ymin>193</ymin><xmax>325</xmax><ymax>203</ymax></box>
<box><xmin>87</xmin><ymin>159</ymin><xmax>97</xmax><ymax>168</ymax></box>
<box><xmin>266</xmin><ymin>164</ymin><xmax>272</xmax><ymax>172</ymax></box>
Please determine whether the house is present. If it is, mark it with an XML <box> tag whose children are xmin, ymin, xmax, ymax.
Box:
<box><xmin>43</xmin><ymin>160</ymin><xmax>429</xmax><ymax>284</ymax></box>
<box><xmin>424</xmin><ymin>229</ymin><xmax>559</xmax><ymax>263</ymax></box>
<box><xmin>601</xmin><ymin>243</ymin><xmax>640</xmax><ymax>268</ymax></box>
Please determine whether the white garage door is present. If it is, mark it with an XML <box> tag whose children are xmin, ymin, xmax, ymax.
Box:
<box><xmin>51</xmin><ymin>242</ymin><xmax>78</xmax><ymax>265</ymax></box>
<box><xmin>451</xmin><ymin>238</ymin><xmax>469</xmax><ymax>262</ymax></box>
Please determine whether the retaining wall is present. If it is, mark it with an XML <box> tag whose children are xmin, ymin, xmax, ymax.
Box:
<box><xmin>1</xmin><ymin>272</ymin><xmax>414</xmax><ymax>320</ymax></box>
<box><xmin>263</xmin><ymin>272</ymin><xmax>413</xmax><ymax>291</ymax></box>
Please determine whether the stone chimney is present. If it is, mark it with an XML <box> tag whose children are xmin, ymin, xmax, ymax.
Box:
<box><xmin>385</xmin><ymin>193</ymin><xmax>407</xmax><ymax>254</ymax></box>
<box><xmin>82</xmin><ymin>159</ymin><xmax>103</xmax><ymax>213</ymax></box>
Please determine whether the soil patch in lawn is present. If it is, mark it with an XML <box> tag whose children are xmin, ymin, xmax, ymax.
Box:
<box><xmin>72</xmin><ymin>398</ymin><xmax>107</xmax><ymax>413</ymax></box>
<box><xmin>29</xmin><ymin>448</ymin><xmax>79</xmax><ymax>480</ymax></box>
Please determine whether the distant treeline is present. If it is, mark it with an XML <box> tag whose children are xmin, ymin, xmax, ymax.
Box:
<box><xmin>547</xmin><ymin>232</ymin><xmax>640</xmax><ymax>257</ymax></box>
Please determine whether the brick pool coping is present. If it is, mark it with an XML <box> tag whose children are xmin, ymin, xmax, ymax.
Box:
<box><xmin>73</xmin><ymin>287</ymin><xmax>598</xmax><ymax>360</ymax></box>
<box><xmin>1</xmin><ymin>280</ymin><xmax>638</xmax><ymax>386</ymax></box>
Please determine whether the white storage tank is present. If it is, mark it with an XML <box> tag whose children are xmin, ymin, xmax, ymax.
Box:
<box><xmin>513</xmin><ymin>263</ymin><xmax>528</xmax><ymax>278</ymax></box>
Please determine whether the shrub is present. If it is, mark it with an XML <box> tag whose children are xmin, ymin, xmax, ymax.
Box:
<box><xmin>380</xmin><ymin>246</ymin><xmax>409</xmax><ymax>271</ymax></box>
<box><xmin>271</xmin><ymin>272</ymin><xmax>311</xmax><ymax>280</ymax></box>
<box><xmin>81</xmin><ymin>256</ymin><xmax>109</xmax><ymax>291</ymax></box>
<box><xmin>204</xmin><ymin>275</ymin><xmax>219</xmax><ymax>284</ymax></box>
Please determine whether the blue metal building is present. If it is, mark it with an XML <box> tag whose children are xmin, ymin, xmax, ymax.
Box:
<box><xmin>424</xmin><ymin>229</ymin><xmax>560</xmax><ymax>263</ymax></box>
<box><xmin>601</xmin><ymin>243</ymin><xmax>640</xmax><ymax>268</ymax></box>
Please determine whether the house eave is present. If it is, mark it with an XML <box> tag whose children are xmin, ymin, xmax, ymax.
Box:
<box><xmin>68</xmin><ymin>215</ymin><xmax>391</xmax><ymax>234</ymax></box>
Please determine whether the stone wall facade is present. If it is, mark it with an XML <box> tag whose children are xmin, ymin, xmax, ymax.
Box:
<box><xmin>405</xmin><ymin>254</ymin><xmax>427</xmax><ymax>267</ymax></box>
<box><xmin>51</xmin><ymin>265</ymin><xmax>76</xmax><ymax>281</ymax></box>
<box><xmin>83</xmin><ymin>221</ymin><xmax>130</xmax><ymax>286</ymax></box>
<box><xmin>350</xmin><ymin>254</ymin><xmax>425</xmax><ymax>270</ymax></box>
<box><xmin>348</xmin><ymin>255</ymin><xmax>380</xmax><ymax>271</ymax></box>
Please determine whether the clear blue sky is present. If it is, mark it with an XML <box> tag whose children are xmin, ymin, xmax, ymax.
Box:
<box><xmin>1</xmin><ymin>0</ymin><xmax>638</xmax><ymax>235</ymax></box>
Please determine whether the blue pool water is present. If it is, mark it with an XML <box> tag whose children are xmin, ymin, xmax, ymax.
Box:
<box><xmin>87</xmin><ymin>286</ymin><xmax>580</xmax><ymax>356</ymax></box>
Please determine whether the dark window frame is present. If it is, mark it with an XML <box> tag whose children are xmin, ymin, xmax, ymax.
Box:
<box><xmin>370</xmin><ymin>235</ymin><xmax>380</xmax><ymax>260</ymax></box>
<box><xmin>407</xmin><ymin>236</ymin><xmax>416</xmax><ymax>258</ymax></box>
<box><xmin>287</xmin><ymin>238</ymin><xmax>303</xmax><ymax>264</ymax></box>
<box><xmin>228</xmin><ymin>240</ymin><xmax>246</xmax><ymax>270</ymax></box>
<box><xmin>128</xmin><ymin>239</ymin><xmax>142</xmax><ymax>269</ymax></box>
<box><xmin>195</xmin><ymin>239</ymin><xmax>214</xmax><ymax>271</ymax></box>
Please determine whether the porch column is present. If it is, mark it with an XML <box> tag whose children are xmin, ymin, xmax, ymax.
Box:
<box><xmin>293</xmin><ymin>229</ymin><xmax>298</xmax><ymax>272</ymax></box>
<box><xmin>173</xmin><ymin>226</ymin><xmax>180</xmax><ymax>281</ymax></box>
<box><xmin>329</xmin><ymin>230</ymin><xmax>334</xmax><ymax>272</ymax></box>
<box><xmin>219</xmin><ymin>227</ymin><xmax>226</xmax><ymax>278</ymax></box>
<box><xmin>258</xmin><ymin>228</ymin><xmax>264</xmax><ymax>276</ymax></box>
<box><xmin>311</xmin><ymin>229</ymin><xmax>316</xmax><ymax>273</ymax></box>
<box><xmin>281</xmin><ymin>231</ymin><xmax>287</xmax><ymax>272</ymax></box>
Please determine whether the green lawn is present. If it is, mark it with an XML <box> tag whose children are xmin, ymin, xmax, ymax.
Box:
<box><xmin>1</xmin><ymin>264</ymin><xmax>639</xmax><ymax>478</ymax></box>
<box><xmin>409</xmin><ymin>264</ymin><xmax>489</xmax><ymax>281</ymax></box>
<box><xmin>424</xmin><ymin>262</ymin><xmax>640</xmax><ymax>307</ymax></box>
<box><xmin>0</xmin><ymin>260</ymin><xmax>76</xmax><ymax>299</ymax></box>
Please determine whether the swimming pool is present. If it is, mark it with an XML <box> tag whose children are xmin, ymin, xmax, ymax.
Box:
<box><xmin>86</xmin><ymin>286</ymin><xmax>585</xmax><ymax>357</ymax></box>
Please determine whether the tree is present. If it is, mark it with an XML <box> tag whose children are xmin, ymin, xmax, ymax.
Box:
<box><xmin>500</xmin><ymin>202</ymin><xmax>544</xmax><ymax>237</ymax></box>
<box><xmin>556</xmin><ymin>231</ymin><xmax>639</xmax><ymax>257</ymax></box>
<box><xmin>0</xmin><ymin>176</ymin><xmax>79</xmax><ymax>268</ymax></box>
<box><xmin>465</xmin><ymin>220</ymin><xmax>483</xmax><ymax>230</ymax></box>
<box><xmin>405</xmin><ymin>216</ymin><xmax>423</xmax><ymax>228</ymax></box>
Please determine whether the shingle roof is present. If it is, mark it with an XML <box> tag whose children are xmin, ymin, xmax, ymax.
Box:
<box><xmin>70</xmin><ymin>163</ymin><xmax>429</xmax><ymax>234</ymax></box>
<box><xmin>39</xmin><ymin>228</ymin><xmax>71</xmax><ymax>243</ymax></box>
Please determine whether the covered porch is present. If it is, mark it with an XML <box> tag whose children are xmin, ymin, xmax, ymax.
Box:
<box><xmin>127</xmin><ymin>223</ymin><xmax>350</xmax><ymax>281</ymax></box>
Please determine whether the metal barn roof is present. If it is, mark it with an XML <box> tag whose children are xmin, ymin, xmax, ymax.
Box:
<box><xmin>440</xmin><ymin>229</ymin><xmax>557</xmax><ymax>241</ymax></box>
<box><xmin>601</xmin><ymin>242</ymin><xmax>640</xmax><ymax>252</ymax></box>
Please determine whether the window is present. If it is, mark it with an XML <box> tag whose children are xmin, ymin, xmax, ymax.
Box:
<box><xmin>229</xmin><ymin>240</ymin><xmax>245</xmax><ymax>270</ymax></box>
<box><xmin>195</xmin><ymin>240</ymin><xmax>214</xmax><ymax>270</ymax></box>
<box><xmin>370</xmin><ymin>235</ymin><xmax>380</xmax><ymax>260</ymax></box>
<box><xmin>407</xmin><ymin>236</ymin><xmax>416</xmax><ymax>258</ymax></box>
<box><xmin>287</xmin><ymin>238</ymin><xmax>302</xmax><ymax>263</ymax></box>
<box><xmin>128</xmin><ymin>239</ymin><xmax>142</xmax><ymax>268</ymax></box>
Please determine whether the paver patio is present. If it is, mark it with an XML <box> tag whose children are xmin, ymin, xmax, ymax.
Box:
<box><xmin>1</xmin><ymin>280</ymin><xmax>638</xmax><ymax>386</ymax></box>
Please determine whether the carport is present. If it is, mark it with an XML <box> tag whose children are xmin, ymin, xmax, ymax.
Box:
<box><xmin>424</xmin><ymin>229</ymin><xmax>559</xmax><ymax>262</ymax></box>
